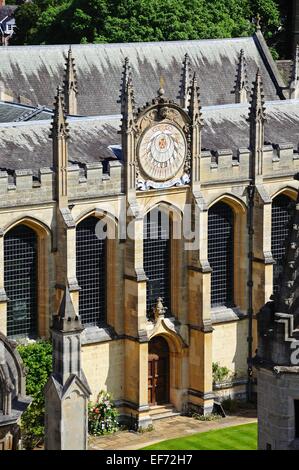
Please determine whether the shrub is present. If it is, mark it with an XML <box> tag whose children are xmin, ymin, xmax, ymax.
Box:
<box><xmin>221</xmin><ymin>397</ymin><xmax>238</xmax><ymax>413</ymax></box>
<box><xmin>212</xmin><ymin>362</ymin><xmax>232</xmax><ymax>383</ymax></box>
<box><xmin>192</xmin><ymin>413</ymin><xmax>220</xmax><ymax>421</ymax></box>
<box><xmin>88</xmin><ymin>390</ymin><xmax>119</xmax><ymax>436</ymax></box>
<box><xmin>17</xmin><ymin>340</ymin><xmax>52</xmax><ymax>449</ymax></box>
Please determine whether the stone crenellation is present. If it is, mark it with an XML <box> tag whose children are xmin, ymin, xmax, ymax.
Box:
<box><xmin>0</xmin><ymin>140</ymin><xmax>299</xmax><ymax>206</ymax></box>
<box><xmin>201</xmin><ymin>144</ymin><xmax>299</xmax><ymax>183</ymax></box>
<box><xmin>0</xmin><ymin>160</ymin><xmax>123</xmax><ymax>207</ymax></box>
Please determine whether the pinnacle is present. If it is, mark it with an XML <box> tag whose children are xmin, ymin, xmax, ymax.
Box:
<box><xmin>248</xmin><ymin>68</ymin><xmax>266</xmax><ymax>122</ymax></box>
<box><xmin>180</xmin><ymin>53</ymin><xmax>192</xmax><ymax>109</ymax></box>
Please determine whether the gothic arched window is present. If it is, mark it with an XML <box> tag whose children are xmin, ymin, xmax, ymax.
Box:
<box><xmin>4</xmin><ymin>225</ymin><xmax>38</xmax><ymax>338</ymax></box>
<box><xmin>272</xmin><ymin>194</ymin><xmax>293</xmax><ymax>293</ymax></box>
<box><xmin>143</xmin><ymin>208</ymin><xmax>171</xmax><ymax>318</ymax></box>
<box><xmin>208</xmin><ymin>202</ymin><xmax>234</xmax><ymax>307</ymax></box>
<box><xmin>76</xmin><ymin>216</ymin><xmax>106</xmax><ymax>326</ymax></box>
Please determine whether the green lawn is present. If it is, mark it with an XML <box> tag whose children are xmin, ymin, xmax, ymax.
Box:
<box><xmin>142</xmin><ymin>423</ymin><xmax>257</xmax><ymax>450</ymax></box>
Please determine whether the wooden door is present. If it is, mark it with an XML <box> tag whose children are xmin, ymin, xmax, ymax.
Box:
<box><xmin>148</xmin><ymin>336</ymin><xmax>169</xmax><ymax>405</ymax></box>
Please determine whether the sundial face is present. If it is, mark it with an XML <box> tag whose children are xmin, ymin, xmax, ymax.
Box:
<box><xmin>138</xmin><ymin>122</ymin><xmax>186</xmax><ymax>181</ymax></box>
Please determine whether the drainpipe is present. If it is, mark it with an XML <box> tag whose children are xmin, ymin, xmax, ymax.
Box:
<box><xmin>246</xmin><ymin>181</ymin><xmax>254</xmax><ymax>402</ymax></box>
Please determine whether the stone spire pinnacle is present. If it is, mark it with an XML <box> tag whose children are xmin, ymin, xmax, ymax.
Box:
<box><xmin>63</xmin><ymin>46</ymin><xmax>78</xmax><ymax>115</ymax></box>
<box><xmin>180</xmin><ymin>53</ymin><xmax>192</xmax><ymax>109</ymax></box>
<box><xmin>121</xmin><ymin>66</ymin><xmax>135</xmax><ymax>132</ymax></box>
<box><xmin>289</xmin><ymin>44</ymin><xmax>299</xmax><ymax>99</ymax></box>
<box><xmin>248</xmin><ymin>69</ymin><xmax>266</xmax><ymax>180</ymax></box>
<box><xmin>50</xmin><ymin>86</ymin><xmax>69</xmax><ymax>139</ymax></box>
<box><xmin>232</xmin><ymin>49</ymin><xmax>249</xmax><ymax>103</ymax></box>
<box><xmin>188</xmin><ymin>72</ymin><xmax>203</xmax><ymax>126</ymax></box>
<box><xmin>50</xmin><ymin>86</ymin><xmax>69</xmax><ymax>208</ymax></box>
<box><xmin>188</xmin><ymin>72</ymin><xmax>203</xmax><ymax>189</ymax></box>
<box><xmin>120</xmin><ymin>60</ymin><xmax>137</xmax><ymax>198</ymax></box>
<box><xmin>248</xmin><ymin>68</ymin><xmax>266</xmax><ymax>123</ymax></box>
<box><xmin>45</xmin><ymin>282</ymin><xmax>90</xmax><ymax>450</ymax></box>
<box><xmin>119</xmin><ymin>57</ymin><xmax>135</xmax><ymax>116</ymax></box>
<box><xmin>52</xmin><ymin>284</ymin><xmax>83</xmax><ymax>333</ymax></box>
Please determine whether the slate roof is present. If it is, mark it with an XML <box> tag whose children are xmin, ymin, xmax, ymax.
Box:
<box><xmin>0</xmin><ymin>5</ymin><xmax>17</xmax><ymax>22</ymax></box>
<box><xmin>0</xmin><ymin>101</ymin><xmax>52</xmax><ymax>123</ymax></box>
<box><xmin>0</xmin><ymin>36</ymin><xmax>283</xmax><ymax>116</ymax></box>
<box><xmin>0</xmin><ymin>115</ymin><xmax>120</xmax><ymax>173</ymax></box>
<box><xmin>202</xmin><ymin>100</ymin><xmax>299</xmax><ymax>154</ymax></box>
<box><xmin>0</xmin><ymin>100</ymin><xmax>299</xmax><ymax>174</ymax></box>
<box><xmin>276</xmin><ymin>60</ymin><xmax>292</xmax><ymax>86</ymax></box>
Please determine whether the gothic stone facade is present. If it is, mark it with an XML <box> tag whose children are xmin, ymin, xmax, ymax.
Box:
<box><xmin>255</xmin><ymin>182</ymin><xmax>299</xmax><ymax>450</ymax></box>
<box><xmin>0</xmin><ymin>32</ymin><xmax>298</xmax><ymax>426</ymax></box>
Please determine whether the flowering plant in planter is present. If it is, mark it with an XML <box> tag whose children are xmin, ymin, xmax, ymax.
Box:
<box><xmin>88</xmin><ymin>390</ymin><xmax>119</xmax><ymax>436</ymax></box>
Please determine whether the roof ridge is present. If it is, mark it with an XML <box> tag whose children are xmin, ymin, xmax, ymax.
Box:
<box><xmin>4</xmin><ymin>36</ymin><xmax>253</xmax><ymax>51</ymax></box>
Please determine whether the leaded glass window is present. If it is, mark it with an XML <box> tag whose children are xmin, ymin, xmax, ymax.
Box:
<box><xmin>143</xmin><ymin>209</ymin><xmax>170</xmax><ymax>318</ymax></box>
<box><xmin>76</xmin><ymin>216</ymin><xmax>106</xmax><ymax>326</ymax></box>
<box><xmin>4</xmin><ymin>225</ymin><xmax>37</xmax><ymax>338</ymax></box>
<box><xmin>272</xmin><ymin>194</ymin><xmax>293</xmax><ymax>293</ymax></box>
<box><xmin>208</xmin><ymin>202</ymin><xmax>234</xmax><ymax>307</ymax></box>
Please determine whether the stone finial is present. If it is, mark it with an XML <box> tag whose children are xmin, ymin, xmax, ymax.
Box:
<box><xmin>248</xmin><ymin>69</ymin><xmax>266</xmax><ymax>123</ymax></box>
<box><xmin>157</xmin><ymin>76</ymin><xmax>165</xmax><ymax>98</ymax></box>
<box><xmin>232</xmin><ymin>49</ymin><xmax>249</xmax><ymax>103</ymax></box>
<box><xmin>120</xmin><ymin>59</ymin><xmax>135</xmax><ymax>131</ymax></box>
<box><xmin>122</xmin><ymin>77</ymin><xmax>135</xmax><ymax>129</ymax></box>
<box><xmin>119</xmin><ymin>57</ymin><xmax>134</xmax><ymax>115</ymax></box>
<box><xmin>188</xmin><ymin>72</ymin><xmax>203</xmax><ymax>126</ymax></box>
<box><xmin>63</xmin><ymin>46</ymin><xmax>78</xmax><ymax>115</ymax></box>
<box><xmin>289</xmin><ymin>44</ymin><xmax>299</xmax><ymax>99</ymax></box>
<box><xmin>256</xmin><ymin>13</ymin><xmax>261</xmax><ymax>31</ymax></box>
<box><xmin>153</xmin><ymin>297</ymin><xmax>167</xmax><ymax>322</ymax></box>
<box><xmin>50</xmin><ymin>86</ymin><xmax>69</xmax><ymax>139</ymax></box>
<box><xmin>180</xmin><ymin>53</ymin><xmax>192</xmax><ymax>109</ymax></box>
<box><xmin>248</xmin><ymin>69</ymin><xmax>266</xmax><ymax>180</ymax></box>
<box><xmin>52</xmin><ymin>285</ymin><xmax>82</xmax><ymax>333</ymax></box>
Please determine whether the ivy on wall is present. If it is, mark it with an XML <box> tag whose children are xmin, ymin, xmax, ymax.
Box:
<box><xmin>17</xmin><ymin>340</ymin><xmax>52</xmax><ymax>449</ymax></box>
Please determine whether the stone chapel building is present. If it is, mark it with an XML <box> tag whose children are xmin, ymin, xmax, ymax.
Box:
<box><xmin>0</xmin><ymin>28</ymin><xmax>298</xmax><ymax>428</ymax></box>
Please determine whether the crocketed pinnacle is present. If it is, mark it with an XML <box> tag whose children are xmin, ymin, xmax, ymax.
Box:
<box><xmin>248</xmin><ymin>69</ymin><xmax>266</xmax><ymax>123</ymax></box>
<box><xmin>232</xmin><ymin>49</ymin><xmax>249</xmax><ymax>103</ymax></box>
<box><xmin>50</xmin><ymin>86</ymin><xmax>69</xmax><ymax>139</ymax></box>
<box><xmin>180</xmin><ymin>53</ymin><xmax>192</xmax><ymax>109</ymax></box>
<box><xmin>188</xmin><ymin>72</ymin><xmax>203</xmax><ymax>126</ymax></box>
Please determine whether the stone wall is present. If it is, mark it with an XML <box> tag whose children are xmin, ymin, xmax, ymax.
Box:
<box><xmin>257</xmin><ymin>368</ymin><xmax>299</xmax><ymax>450</ymax></box>
<box><xmin>212</xmin><ymin>319</ymin><xmax>248</xmax><ymax>377</ymax></box>
<box><xmin>0</xmin><ymin>160</ymin><xmax>123</xmax><ymax>208</ymax></box>
<box><xmin>81</xmin><ymin>340</ymin><xmax>125</xmax><ymax>402</ymax></box>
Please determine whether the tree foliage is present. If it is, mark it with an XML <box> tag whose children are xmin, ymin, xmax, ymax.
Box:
<box><xmin>17</xmin><ymin>341</ymin><xmax>52</xmax><ymax>449</ymax></box>
<box><xmin>11</xmin><ymin>0</ymin><xmax>285</xmax><ymax>56</ymax></box>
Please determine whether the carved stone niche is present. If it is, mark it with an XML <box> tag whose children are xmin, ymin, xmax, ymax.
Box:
<box><xmin>0</xmin><ymin>333</ymin><xmax>31</xmax><ymax>450</ymax></box>
<box><xmin>135</xmin><ymin>99</ymin><xmax>191</xmax><ymax>191</ymax></box>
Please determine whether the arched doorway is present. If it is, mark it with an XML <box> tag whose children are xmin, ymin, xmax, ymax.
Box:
<box><xmin>148</xmin><ymin>336</ymin><xmax>169</xmax><ymax>405</ymax></box>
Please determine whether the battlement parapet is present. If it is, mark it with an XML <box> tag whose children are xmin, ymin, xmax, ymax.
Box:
<box><xmin>263</xmin><ymin>143</ymin><xmax>299</xmax><ymax>176</ymax></box>
<box><xmin>200</xmin><ymin>147</ymin><xmax>250</xmax><ymax>182</ymax></box>
<box><xmin>0</xmin><ymin>160</ymin><xmax>124</xmax><ymax>208</ymax></box>
<box><xmin>201</xmin><ymin>142</ymin><xmax>299</xmax><ymax>183</ymax></box>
